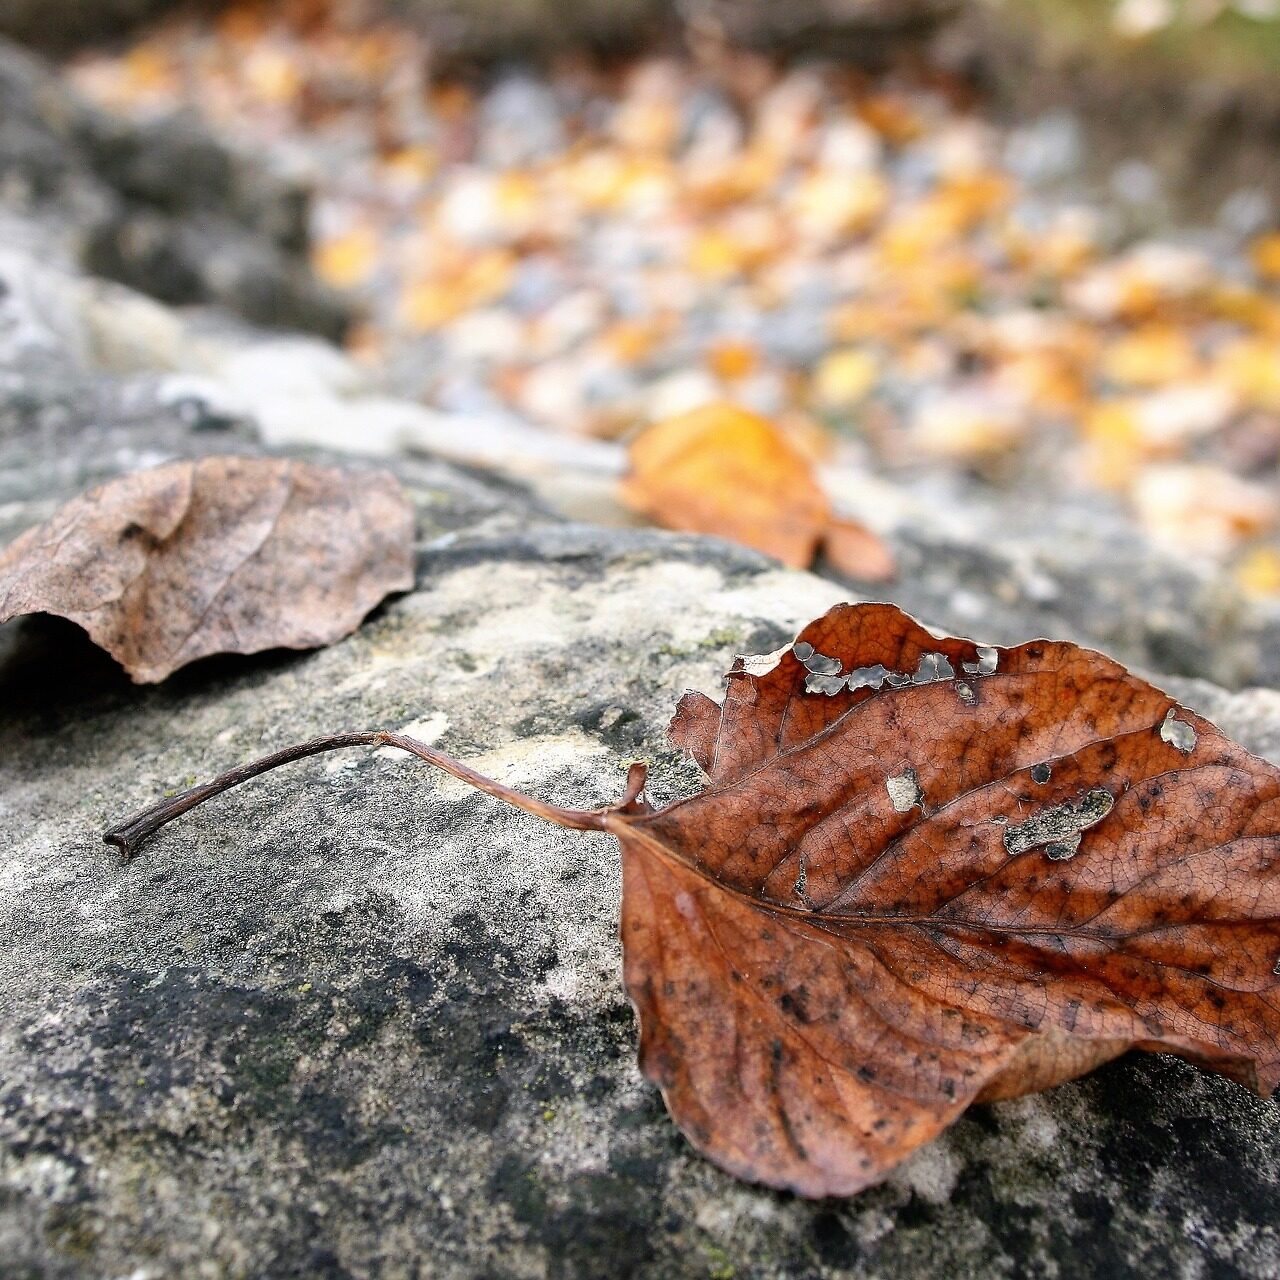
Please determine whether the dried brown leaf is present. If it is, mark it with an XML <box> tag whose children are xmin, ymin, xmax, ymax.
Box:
<box><xmin>623</xmin><ymin>603</ymin><xmax>1280</xmax><ymax>1194</ymax></box>
<box><xmin>621</xmin><ymin>403</ymin><xmax>896</xmax><ymax>580</ymax></box>
<box><xmin>823</xmin><ymin>516</ymin><xmax>897</xmax><ymax>583</ymax></box>
<box><xmin>0</xmin><ymin>456</ymin><xmax>413</xmax><ymax>683</ymax></box>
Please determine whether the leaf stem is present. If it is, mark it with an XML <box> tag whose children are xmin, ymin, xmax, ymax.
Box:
<box><xmin>103</xmin><ymin>731</ymin><xmax>638</xmax><ymax>860</ymax></box>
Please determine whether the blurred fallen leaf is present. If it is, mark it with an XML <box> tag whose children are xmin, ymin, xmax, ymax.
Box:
<box><xmin>1132</xmin><ymin>463</ymin><xmax>1278</xmax><ymax>557</ymax></box>
<box><xmin>1235</xmin><ymin>546</ymin><xmax>1280</xmax><ymax>599</ymax></box>
<box><xmin>0</xmin><ymin>457</ymin><xmax>414</xmax><ymax>683</ymax></box>
<box><xmin>909</xmin><ymin>389</ymin><xmax>1028</xmax><ymax>462</ymax></box>
<box><xmin>1101</xmin><ymin>325</ymin><xmax>1198</xmax><ymax>388</ymax></box>
<box><xmin>621</xmin><ymin>402</ymin><xmax>895</xmax><ymax>580</ymax></box>
<box><xmin>313</xmin><ymin>224</ymin><xmax>380</xmax><ymax>289</ymax></box>
<box><xmin>823</xmin><ymin>517</ymin><xmax>897</xmax><ymax>583</ymax></box>
<box><xmin>705</xmin><ymin>337</ymin><xmax>761</xmax><ymax>382</ymax></box>
<box><xmin>813</xmin><ymin>348</ymin><xmax>879</xmax><ymax>411</ymax></box>
<box><xmin>1251</xmin><ymin>232</ymin><xmax>1280</xmax><ymax>283</ymax></box>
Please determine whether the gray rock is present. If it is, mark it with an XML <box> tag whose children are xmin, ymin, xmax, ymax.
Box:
<box><xmin>4</xmin><ymin>417</ymin><xmax>1280</xmax><ymax>1279</ymax></box>
<box><xmin>0</xmin><ymin>37</ymin><xmax>347</xmax><ymax>339</ymax></box>
<box><xmin>0</xmin><ymin>0</ymin><xmax>174</xmax><ymax>52</ymax></box>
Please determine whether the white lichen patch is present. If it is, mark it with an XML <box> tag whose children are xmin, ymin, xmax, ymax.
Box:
<box><xmin>394</xmin><ymin>711</ymin><xmax>450</xmax><ymax>744</ymax></box>
<box><xmin>889</xmin><ymin>1133</ymin><xmax>961</xmax><ymax>1205</ymax></box>
<box><xmin>995</xmin><ymin>1094</ymin><xmax>1061</xmax><ymax>1153</ymax></box>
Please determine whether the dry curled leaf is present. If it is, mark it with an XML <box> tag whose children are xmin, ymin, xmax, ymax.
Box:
<box><xmin>105</xmin><ymin>603</ymin><xmax>1280</xmax><ymax>1197</ymax></box>
<box><xmin>621</xmin><ymin>403</ymin><xmax>895</xmax><ymax>582</ymax></box>
<box><xmin>0</xmin><ymin>456</ymin><xmax>414</xmax><ymax>683</ymax></box>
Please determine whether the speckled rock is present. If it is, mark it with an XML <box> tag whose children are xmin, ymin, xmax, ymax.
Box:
<box><xmin>4</xmin><ymin>199</ymin><xmax>1280</xmax><ymax>1277</ymax></box>
<box><xmin>5</xmin><ymin>446</ymin><xmax>1280</xmax><ymax>1279</ymax></box>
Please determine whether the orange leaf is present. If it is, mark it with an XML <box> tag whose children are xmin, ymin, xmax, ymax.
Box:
<box><xmin>823</xmin><ymin>516</ymin><xmax>897</xmax><ymax>583</ymax></box>
<box><xmin>620</xmin><ymin>404</ymin><xmax>830</xmax><ymax>568</ymax></box>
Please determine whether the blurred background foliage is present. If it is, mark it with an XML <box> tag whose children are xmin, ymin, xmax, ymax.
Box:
<box><xmin>4</xmin><ymin>0</ymin><xmax>1280</xmax><ymax>595</ymax></box>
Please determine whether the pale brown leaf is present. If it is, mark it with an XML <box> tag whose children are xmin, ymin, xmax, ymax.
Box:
<box><xmin>0</xmin><ymin>456</ymin><xmax>414</xmax><ymax>682</ymax></box>
<box><xmin>621</xmin><ymin>403</ymin><xmax>896</xmax><ymax>580</ymax></box>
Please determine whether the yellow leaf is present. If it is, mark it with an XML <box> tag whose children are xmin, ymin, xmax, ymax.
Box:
<box><xmin>123</xmin><ymin>43</ymin><xmax>175</xmax><ymax>94</ymax></box>
<box><xmin>1236</xmin><ymin>547</ymin><xmax>1280</xmax><ymax>598</ymax></box>
<box><xmin>813</xmin><ymin>348</ymin><xmax>878</xmax><ymax>409</ymax></box>
<box><xmin>705</xmin><ymin>339</ymin><xmax>761</xmax><ymax>382</ymax></box>
<box><xmin>688</xmin><ymin>228</ymin><xmax>747</xmax><ymax>280</ymax></box>
<box><xmin>620</xmin><ymin>403</ymin><xmax>830</xmax><ymax>567</ymax></box>
<box><xmin>382</xmin><ymin>145</ymin><xmax>437</xmax><ymax>187</ymax></box>
<box><xmin>244</xmin><ymin>48</ymin><xmax>302</xmax><ymax>106</ymax></box>
<box><xmin>790</xmin><ymin>171</ymin><xmax>889</xmax><ymax>243</ymax></box>
<box><xmin>313</xmin><ymin>226</ymin><xmax>379</xmax><ymax>290</ymax></box>
<box><xmin>1133</xmin><ymin>465</ymin><xmax>1278</xmax><ymax>557</ymax></box>
<box><xmin>857</xmin><ymin>93</ymin><xmax>924</xmax><ymax>144</ymax></box>
<box><xmin>1252</xmin><ymin>233</ymin><xmax>1280</xmax><ymax>283</ymax></box>
<box><xmin>1214</xmin><ymin>337</ymin><xmax>1280</xmax><ymax>411</ymax></box>
<box><xmin>1101</xmin><ymin>326</ymin><xmax>1198</xmax><ymax>388</ymax></box>
<box><xmin>910</xmin><ymin>394</ymin><xmax>1026</xmax><ymax>462</ymax></box>
<box><xmin>1079</xmin><ymin>401</ymin><xmax>1145</xmax><ymax>489</ymax></box>
<box><xmin>399</xmin><ymin>280</ymin><xmax>458</xmax><ymax>332</ymax></box>
<box><xmin>603</xmin><ymin>318</ymin><xmax>668</xmax><ymax>367</ymax></box>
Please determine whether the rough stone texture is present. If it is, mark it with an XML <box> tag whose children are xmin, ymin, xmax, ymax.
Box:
<box><xmin>11</xmin><ymin>0</ymin><xmax>951</xmax><ymax>61</ymax></box>
<box><xmin>4</xmin><ymin>223</ymin><xmax>1280</xmax><ymax>1278</ymax></box>
<box><xmin>0</xmin><ymin>36</ymin><xmax>347</xmax><ymax>339</ymax></box>
<box><xmin>5</xmin><ymin>473</ymin><xmax>1280</xmax><ymax>1279</ymax></box>
<box><xmin>0</xmin><ymin>0</ymin><xmax>180</xmax><ymax>53</ymax></box>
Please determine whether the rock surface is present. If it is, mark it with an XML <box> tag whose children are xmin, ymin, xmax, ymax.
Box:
<box><xmin>0</xmin><ymin>36</ymin><xmax>347</xmax><ymax>339</ymax></box>
<box><xmin>4</xmin><ymin>257</ymin><xmax>1280</xmax><ymax>1280</ymax></box>
<box><xmin>5</xmin><ymin>468</ymin><xmax>1280</xmax><ymax>1280</ymax></box>
<box><xmin>0</xmin><ymin>0</ymin><xmax>177</xmax><ymax>52</ymax></box>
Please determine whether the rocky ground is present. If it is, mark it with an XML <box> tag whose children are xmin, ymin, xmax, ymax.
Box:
<box><xmin>3</xmin><ymin>21</ymin><xmax>1280</xmax><ymax>1280</ymax></box>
